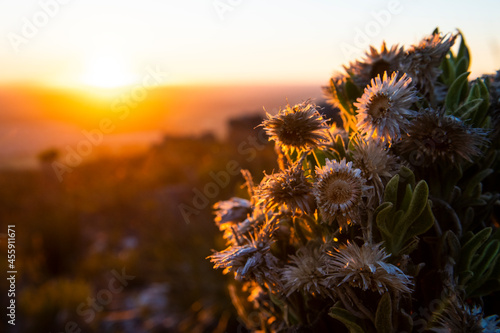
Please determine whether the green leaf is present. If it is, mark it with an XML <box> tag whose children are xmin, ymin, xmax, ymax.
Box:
<box><xmin>399</xmin><ymin>184</ymin><xmax>413</xmax><ymax>212</ymax></box>
<box><xmin>471</xmin><ymin>240</ymin><xmax>500</xmax><ymax>278</ymax></box>
<box><xmin>375</xmin><ymin>293</ymin><xmax>393</xmax><ymax>333</ymax></box>
<box><xmin>329</xmin><ymin>304</ymin><xmax>366</xmax><ymax>333</ymax></box>
<box><xmin>384</xmin><ymin>175</ymin><xmax>400</xmax><ymax>205</ymax></box>
<box><xmin>376</xmin><ymin>203</ymin><xmax>395</xmax><ymax>238</ymax></box>
<box><xmin>404</xmin><ymin>202</ymin><xmax>434</xmax><ymax>244</ymax></box>
<box><xmin>440</xmin><ymin>57</ymin><xmax>455</xmax><ymax>85</ymax></box>
<box><xmin>454</xmin><ymin>99</ymin><xmax>483</xmax><ymax>120</ymax></box>
<box><xmin>456</xmin><ymin>30</ymin><xmax>470</xmax><ymax>65</ymax></box>
<box><xmin>445</xmin><ymin>71</ymin><xmax>470</xmax><ymax>112</ymax></box>
<box><xmin>402</xmin><ymin>181</ymin><xmax>429</xmax><ymax>224</ymax></box>
<box><xmin>464</xmin><ymin>169</ymin><xmax>493</xmax><ymax>197</ymax></box>
<box><xmin>398</xmin><ymin>167</ymin><xmax>416</xmax><ymax>189</ymax></box>
<box><xmin>457</xmin><ymin>228</ymin><xmax>492</xmax><ymax>273</ymax></box>
<box><xmin>455</xmin><ymin>57</ymin><xmax>469</xmax><ymax>78</ymax></box>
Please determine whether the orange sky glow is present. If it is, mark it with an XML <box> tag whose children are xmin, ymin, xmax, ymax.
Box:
<box><xmin>0</xmin><ymin>0</ymin><xmax>499</xmax><ymax>167</ymax></box>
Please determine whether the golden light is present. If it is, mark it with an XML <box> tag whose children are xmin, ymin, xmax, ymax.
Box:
<box><xmin>80</xmin><ymin>53</ymin><xmax>137</xmax><ymax>89</ymax></box>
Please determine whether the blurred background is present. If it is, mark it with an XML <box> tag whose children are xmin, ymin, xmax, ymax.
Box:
<box><xmin>0</xmin><ymin>0</ymin><xmax>499</xmax><ymax>332</ymax></box>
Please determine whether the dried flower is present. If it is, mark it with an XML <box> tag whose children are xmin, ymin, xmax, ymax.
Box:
<box><xmin>403</xmin><ymin>33</ymin><xmax>457</xmax><ymax>95</ymax></box>
<box><xmin>327</xmin><ymin>242</ymin><xmax>412</xmax><ymax>294</ymax></box>
<box><xmin>349</xmin><ymin>139</ymin><xmax>400</xmax><ymax>203</ymax></box>
<box><xmin>208</xmin><ymin>221</ymin><xmax>281</xmax><ymax>288</ymax></box>
<box><xmin>214</xmin><ymin>197</ymin><xmax>252</xmax><ymax>229</ymax></box>
<box><xmin>313</xmin><ymin>159</ymin><xmax>371</xmax><ymax>229</ymax></box>
<box><xmin>262</xmin><ymin>101</ymin><xmax>330</xmax><ymax>153</ymax></box>
<box><xmin>281</xmin><ymin>242</ymin><xmax>332</xmax><ymax>297</ymax></box>
<box><xmin>431</xmin><ymin>302</ymin><xmax>484</xmax><ymax>333</ymax></box>
<box><xmin>345</xmin><ymin>42</ymin><xmax>404</xmax><ymax>88</ymax></box>
<box><xmin>256</xmin><ymin>166</ymin><xmax>315</xmax><ymax>214</ymax></box>
<box><xmin>394</xmin><ymin>108</ymin><xmax>488</xmax><ymax>165</ymax></box>
<box><xmin>354</xmin><ymin>72</ymin><xmax>417</xmax><ymax>143</ymax></box>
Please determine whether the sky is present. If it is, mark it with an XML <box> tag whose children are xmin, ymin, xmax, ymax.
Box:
<box><xmin>0</xmin><ymin>0</ymin><xmax>500</xmax><ymax>88</ymax></box>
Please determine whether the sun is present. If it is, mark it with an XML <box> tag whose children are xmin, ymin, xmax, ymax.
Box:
<box><xmin>81</xmin><ymin>53</ymin><xmax>137</xmax><ymax>89</ymax></box>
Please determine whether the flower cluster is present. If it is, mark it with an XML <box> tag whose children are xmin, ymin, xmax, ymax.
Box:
<box><xmin>208</xmin><ymin>30</ymin><xmax>500</xmax><ymax>332</ymax></box>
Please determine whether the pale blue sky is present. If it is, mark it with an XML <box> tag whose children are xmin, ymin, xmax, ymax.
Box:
<box><xmin>0</xmin><ymin>0</ymin><xmax>499</xmax><ymax>87</ymax></box>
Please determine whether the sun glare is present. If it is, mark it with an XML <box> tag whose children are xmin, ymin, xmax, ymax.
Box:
<box><xmin>81</xmin><ymin>53</ymin><xmax>137</xmax><ymax>89</ymax></box>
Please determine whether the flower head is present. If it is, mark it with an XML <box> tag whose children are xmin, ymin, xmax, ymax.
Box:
<box><xmin>354</xmin><ymin>72</ymin><xmax>417</xmax><ymax>143</ymax></box>
<box><xmin>327</xmin><ymin>242</ymin><xmax>412</xmax><ymax>294</ymax></box>
<box><xmin>403</xmin><ymin>33</ymin><xmax>457</xmax><ymax>95</ymax></box>
<box><xmin>214</xmin><ymin>197</ymin><xmax>252</xmax><ymax>229</ymax></box>
<box><xmin>256</xmin><ymin>166</ymin><xmax>315</xmax><ymax>214</ymax></box>
<box><xmin>262</xmin><ymin>101</ymin><xmax>330</xmax><ymax>153</ymax></box>
<box><xmin>349</xmin><ymin>139</ymin><xmax>401</xmax><ymax>204</ymax></box>
<box><xmin>394</xmin><ymin>109</ymin><xmax>488</xmax><ymax>165</ymax></box>
<box><xmin>345</xmin><ymin>42</ymin><xmax>404</xmax><ymax>88</ymax></box>
<box><xmin>431</xmin><ymin>302</ymin><xmax>484</xmax><ymax>333</ymax></box>
<box><xmin>208</xmin><ymin>221</ymin><xmax>281</xmax><ymax>288</ymax></box>
<box><xmin>313</xmin><ymin>159</ymin><xmax>371</xmax><ymax>229</ymax></box>
<box><xmin>281</xmin><ymin>242</ymin><xmax>332</xmax><ymax>297</ymax></box>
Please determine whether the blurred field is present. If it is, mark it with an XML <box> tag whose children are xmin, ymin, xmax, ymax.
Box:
<box><xmin>0</xmin><ymin>127</ymin><xmax>281</xmax><ymax>332</ymax></box>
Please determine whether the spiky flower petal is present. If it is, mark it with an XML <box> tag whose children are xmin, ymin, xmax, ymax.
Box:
<box><xmin>482</xmin><ymin>314</ymin><xmax>500</xmax><ymax>333</ymax></box>
<box><xmin>281</xmin><ymin>242</ymin><xmax>332</xmax><ymax>297</ymax></box>
<box><xmin>345</xmin><ymin>42</ymin><xmax>404</xmax><ymax>88</ymax></box>
<box><xmin>403</xmin><ymin>33</ymin><xmax>457</xmax><ymax>95</ymax></box>
<box><xmin>327</xmin><ymin>242</ymin><xmax>412</xmax><ymax>294</ymax></box>
<box><xmin>313</xmin><ymin>159</ymin><xmax>370</xmax><ymax>229</ymax></box>
<box><xmin>262</xmin><ymin>101</ymin><xmax>330</xmax><ymax>153</ymax></box>
<box><xmin>394</xmin><ymin>108</ymin><xmax>488</xmax><ymax>165</ymax></box>
<box><xmin>256</xmin><ymin>166</ymin><xmax>315</xmax><ymax>214</ymax></box>
<box><xmin>354</xmin><ymin>72</ymin><xmax>417</xmax><ymax>143</ymax></box>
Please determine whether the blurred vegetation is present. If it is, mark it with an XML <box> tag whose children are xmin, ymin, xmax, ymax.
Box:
<box><xmin>0</xmin><ymin>128</ymin><xmax>277</xmax><ymax>333</ymax></box>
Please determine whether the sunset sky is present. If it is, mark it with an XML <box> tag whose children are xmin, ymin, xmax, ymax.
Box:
<box><xmin>1</xmin><ymin>0</ymin><xmax>500</xmax><ymax>88</ymax></box>
<box><xmin>1</xmin><ymin>0</ymin><xmax>500</xmax><ymax>168</ymax></box>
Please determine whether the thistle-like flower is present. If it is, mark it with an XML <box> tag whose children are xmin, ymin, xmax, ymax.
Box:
<box><xmin>214</xmin><ymin>197</ymin><xmax>252</xmax><ymax>229</ymax></box>
<box><xmin>261</xmin><ymin>101</ymin><xmax>330</xmax><ymax>153</ymax></box>
<box><xmin>394</xmin><ymin>108</ymin><xmax>488</xmax><ymax>165</ymax></box>
<box><xmin>281</xmin><ymin>242</ymin><xmax>332</xmax><ymax>297</ymax></box>
<box><xmin>354</xmin><ymin>72</ymin><xmax>417</xmax><ymax>143</ymax></box>
<box><xmin>256</xmin><ymin>166</ymin><xmax>315</xmax><ymax>215</ymax></box>
<box><xmin>326</xmin><ymin>242</ymin><xmax>412</xmax><ymax>294</ymax></box>
<box><xmin>403</xmin><ymin>33</ymin><xmax>457</xmax><ymax>96</ymax></box>
<box><xmin>349</xmin><ymin>138</ymin><xmax>401</xmax><ymax>204</ymax></box>
<box><xmin>208</xmin><ymin>221</ymin><xmax>281</xmax><ymax>288</ymax></box>
<box><xmin>345</xmin><ymin>42</ymin><xmax>404</xmax><ymax>88</ymax></box>
<box><xmin>313</xmin><ymin>159</ymin><xmax>371</xmax><ymax>229</ymax></box>
<box><xmin>430</xmin><ymin>302</ymin><xmax>484</xmax><ymax>333</ymax></box>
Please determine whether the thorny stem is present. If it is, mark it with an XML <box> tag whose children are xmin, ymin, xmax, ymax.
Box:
<box><xmin>344</xmin><ymin>286</ymin><xmax>375</xmax><ymax>323</ymax></box>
